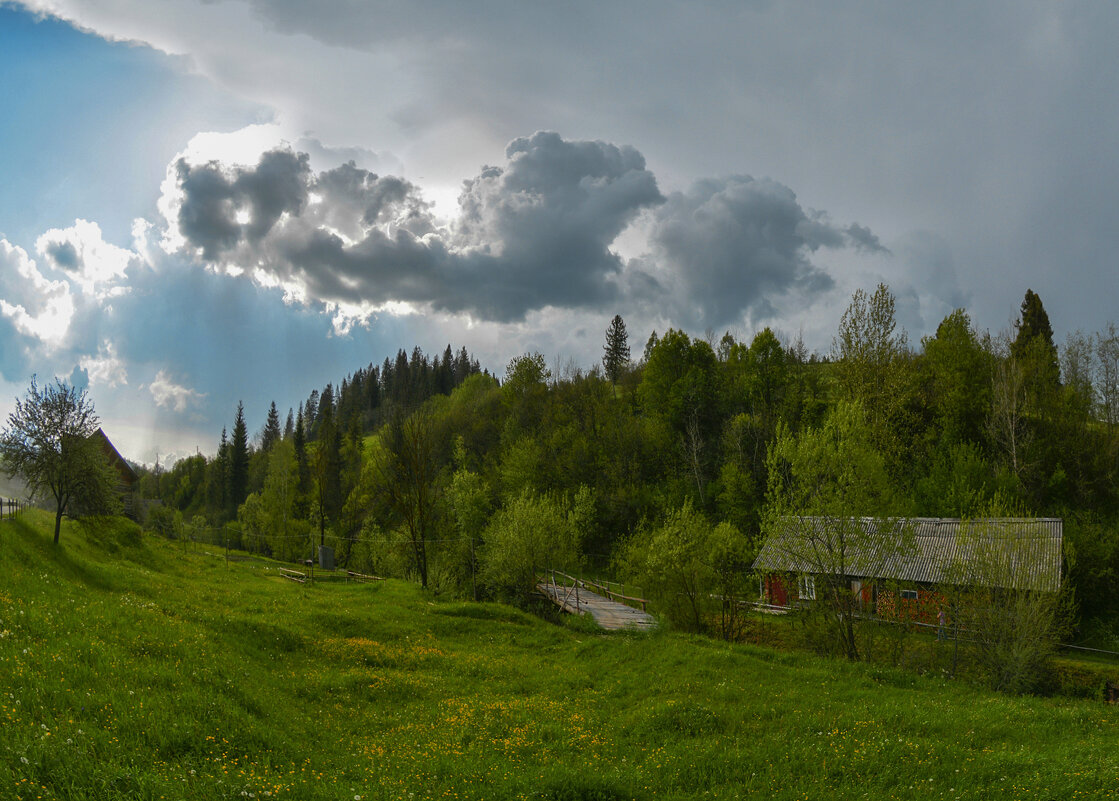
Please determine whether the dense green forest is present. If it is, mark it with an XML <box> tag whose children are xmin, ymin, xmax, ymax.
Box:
<box><xmin>141</xmin><ymin>286</ymin><xmax>1119</xmax><ymax>632</ymax></box>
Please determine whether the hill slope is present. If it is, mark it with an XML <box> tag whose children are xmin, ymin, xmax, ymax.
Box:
<box><xmin>1</xmin><ymin>510</ymin><xmax>1116</xmax><ymax>800</ymax></box>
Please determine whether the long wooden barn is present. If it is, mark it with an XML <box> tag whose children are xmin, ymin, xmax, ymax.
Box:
<box><xmin>752</xmin><ymin>516</ymin><xmax>1063</xmax><ymax>617</ymax></box>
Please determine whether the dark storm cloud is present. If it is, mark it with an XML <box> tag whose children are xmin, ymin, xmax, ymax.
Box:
<box><xmin>450</xmin><ymin>132</ymin><xmax>663</xmax><ymax>317</ymax></box>
<box><xmin>844</xmin><ymin>223</ymin><xmax>889</xmax><ymax>255</ymax></box>
<box><xmin>167</xmin><ymin>133</ymin><xmax>882</xmax><ymax>327</ymax></box>
<box><xmin>175</xmin><ymin>149</ymin><xmax>311</xmax><ymax>260</ymax></box>
<box><xmin>647</xmin><ymin>176</ymin><xmax>849</xmax><ymax>328</ymax></box>
<box><xmin>169</xmin><ymin>132</ymin><xmax>663</xmax><ymax>322</ymax></box>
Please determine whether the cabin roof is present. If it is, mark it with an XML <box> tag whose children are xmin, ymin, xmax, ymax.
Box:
<box><xmin>91</xmin><ymin>428</ymin><xmax>138</xmax><ymax>484</ymax></box>
<box><xmin>752</xmin><ymin>517</ymin><xmax>1063</xmax><ymax>592</ymax></box>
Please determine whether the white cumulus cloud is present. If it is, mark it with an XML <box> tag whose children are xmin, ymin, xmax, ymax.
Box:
<box><xmin>148</xmin><ymin>369</ymin><xmax>206</xmax><ymax>412</ymax></box>
<box><xmin>79</xmin><ymin>341</ymin><xmax>128</xmax><ymax>388</ymax></box>
<box><xmin>36</xmin><ymin>219</ymin><xmax>136</xmax><ymax>298</ymax></box>
<box><xmin>0</xmin><ymin>239</ymin><xmax>75</xmax><ymax>348</ymax></box>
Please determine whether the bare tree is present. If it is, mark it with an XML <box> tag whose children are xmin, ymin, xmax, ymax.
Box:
<box><xmin>989</xmin><ymin>338</ymin><xmax>1032</xmax><ymax>478</ymax></box>
<box><xmin>946</xmin><ymin>517</ymin><xmax>1069</xmax><ymax>694</ymax></box>
<box><xmin>757</xmin><ymin>515</ymin><xmax>913</xmax><ymax>660</ymax></box>
<box><xmin>1096</xmin><ymin>323</ymin><xmax>1119</xmax><ymax>430</ymax></box>
<box><xmin>760</xmin><ymin>402</ymin><xmax>910</xmax><ymax>661</ymax></box>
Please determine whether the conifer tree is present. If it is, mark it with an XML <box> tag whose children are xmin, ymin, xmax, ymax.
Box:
<box><xmin>1012</xmin><ymin>289</ymin><xmax>1056</xmax><ymax>358</ymax></box>
<box><xmin>229</xmin><ymin>402</ymin><xmax>250</xmax><ymax>511</ymax></box>
<box><xmin>1011</xmin><ymin>288</ymin><xmax>1060</xmax><ymax>389</ymax></box>
<box><xmin>293</xmin><ymin>405</ymin><xmax>309</xmax><ymax>496</ymax></box>
<box><xmin>604</xmin><ymin>315</ymin><xmax>631</xmax><ymax>384</ymax></box>
<box><xmin>602</xmin><ymin>314</ymin><xmax>631</xmax><ymax>384</ymax></box>
<box><xmin>304</xmin><ymin>390</ymin><xmax>319</xmax><ymax>438</ymax></box>
<box><xmin>262</xmin><ymin>401</ymin><xmax>282</xmax><ymax>452</ymax></box>
<box><xmin>212</xmin><ymin>427</ymin><xmax>230</xmax><ymax>516</ymax></box>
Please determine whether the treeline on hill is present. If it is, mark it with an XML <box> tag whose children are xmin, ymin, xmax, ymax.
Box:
<box><xmin>141</xmin><ymin>290</ymin><xmax>1119</xmax><ymax>633</ymax></box>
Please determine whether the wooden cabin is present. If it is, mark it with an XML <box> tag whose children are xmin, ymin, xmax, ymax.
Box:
<box><xmin>752</xmin><ymin>517</ymin><xmax>1063</xmax><ymax>621</ymax></box>
<box><xmin>90</xmin><ymin>428</ymin><xmax>138</xmax><ymax>518</ymax></box>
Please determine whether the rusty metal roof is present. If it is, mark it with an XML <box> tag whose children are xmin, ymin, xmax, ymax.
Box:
<box><xmin>752</xmin><ymin>517</ymin><xmax>1063</xmax><ymax>592</ymax></box>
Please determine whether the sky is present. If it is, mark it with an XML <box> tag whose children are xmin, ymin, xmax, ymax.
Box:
<box><xmin>2</xmin><ymin>1</ymin><xmax>1118</xmax><ymax>466</ymax></box>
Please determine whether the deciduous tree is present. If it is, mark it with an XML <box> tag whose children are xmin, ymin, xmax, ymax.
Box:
<box><xmin>480</xmin><ymin>488</ymin><xmax>582</xmax><ymax>603</ymax></box>
<box><xmin>762</xmin><ymin>402</ymin><xmax>908</xmax><ymax>660</ymax></box>
<box><xmin>619</xmin><ymin>501</ymin><xmax>749</xmax><ymax>636</ymax></box>
<box><xmin>0</xmin><ymin>378</ymin><xmax>120</xmax><ymax>544</ymax></box>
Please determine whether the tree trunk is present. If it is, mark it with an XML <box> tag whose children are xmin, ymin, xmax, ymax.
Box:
<box><xmin>54</xmin><ymin>505</ymin><xmax>63</xmax><ymax>545</ymax></box>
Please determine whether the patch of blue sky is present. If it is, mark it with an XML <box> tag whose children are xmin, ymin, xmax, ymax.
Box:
<box><xmin>0</xmin><ymin>5</ymin><xmax>265</xmax><ymax>248</ymax></box>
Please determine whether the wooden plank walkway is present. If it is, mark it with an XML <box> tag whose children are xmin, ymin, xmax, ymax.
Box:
<box><xmin>538</xmin><ymin>579</ymin><xmax>657</xmax><ymax>631</ymax></box>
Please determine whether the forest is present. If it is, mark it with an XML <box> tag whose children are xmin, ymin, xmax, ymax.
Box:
<box><xmin>140</xmin><ymin>286</ymin><xmax>1119</xmax><ymax>638</ymax></box>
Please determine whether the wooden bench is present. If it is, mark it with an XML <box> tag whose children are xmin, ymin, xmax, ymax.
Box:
<box><xmin>346</xmin><ymin>570</ymin><xmax>384</xmax><ymax>583</ymax></box>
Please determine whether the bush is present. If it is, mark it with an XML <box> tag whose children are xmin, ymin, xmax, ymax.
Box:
<box><xmin>617</xmin><ymin>502</ymin><xmax>749</xmax><ymax>635</ymax></box>
<box><xmin>479</xmin><ymin>489</ymin><xmax>581</xmax><ymax>603</ymax></box>
<box><xmin>145</xmin><ymin>505</ymin><xmax>177</xmax><ymax>539</ymax></box>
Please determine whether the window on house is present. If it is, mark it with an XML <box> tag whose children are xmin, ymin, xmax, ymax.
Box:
<box><xmin>799</xmin><ymin>576</ymin><xmax>816</xmax><ymax>601</ymax></box>
<box><xmin>900</xmin><ymin>589</ymin><xmax>919</xmax><ymax>601</ymax></box>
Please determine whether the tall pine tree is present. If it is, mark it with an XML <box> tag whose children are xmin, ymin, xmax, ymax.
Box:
<box><xmin>229</xmin><ymin>402</ymin><xmax>250</xmax><ymax>512</ymax></box>
<box><xmin>602</xmin><ymin>314</ymin><xmax>631</xmax><ymax>384</ymax></box>
<box><xmin>1011</xmin><ymin>288</ymin><xmax>1060</xmax><ymax>390</ymax></box>
<box><xmin>293</xmin><ymin>404</ymin><xmax>309</xmax><ymax>496</ymax></box>
<box><xmin>262</xmin><ymin>401</ymin><xmax>282</xmax><ymax>452</ymax></box>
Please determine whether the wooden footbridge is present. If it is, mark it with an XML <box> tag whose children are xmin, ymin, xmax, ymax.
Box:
<box><xmin>537</xmin><ymin>569</ymin><xmax>656</xmax><ymax>631</ymax></box>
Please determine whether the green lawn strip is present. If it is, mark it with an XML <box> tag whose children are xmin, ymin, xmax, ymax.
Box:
<box><xmin>1</xmin><ymin>510</ymin><xmax>1117</xmax><ymax>800</ymax></box>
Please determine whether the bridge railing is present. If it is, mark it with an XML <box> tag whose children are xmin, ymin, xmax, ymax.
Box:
<box><xmin>543</xmin><ymin>568</ymin><xmax>649</xmax><ymax>612</ymax></box>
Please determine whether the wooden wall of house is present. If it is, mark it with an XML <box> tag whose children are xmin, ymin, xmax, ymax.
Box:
<box><xmin>877</xmin><ymin>587</ymin><xmax>946</xmax><ymax>625</ymax></box>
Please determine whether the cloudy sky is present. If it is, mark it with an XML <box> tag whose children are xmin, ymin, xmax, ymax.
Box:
<box><xmin>2</xmin><ymin>1</ymin><xmax>1117</xmax><ymax>464</ymax></box>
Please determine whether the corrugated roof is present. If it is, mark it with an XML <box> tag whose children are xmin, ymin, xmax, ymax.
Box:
<box><xmin>752</xmin><ymin>517</ymin><xmax>1062</xmax><ymax>592</ymax></box>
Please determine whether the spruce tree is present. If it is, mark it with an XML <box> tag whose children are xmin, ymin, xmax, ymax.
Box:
<box><xmin>212</xmin><ymin>427</ymin><xmax>230</xmax><ymax>517</ymax></box>
<box><xmin>229</xmin><ymin>401</ymin><xmax>250</xmax><ymax>511</ymax></box>
<box><xmin>304</xmin><ymin>390</ymin><xmax>319</xmax><ymax>438</ymax></box>
<box><xmin>1013</xmin><ymin>288</ymin><xmax>1055</xmax><ymax>355</ymax></box>
<box><xmin>1011</xmin><ymin>288</ymin><xmax>1060</xmax><ymax>386</ymax></box>
<box><xmin>602</xmin><ymin>314</ymin><xmax>631</xmax><ymax>384</ymax></box>
<box><xmin>293</xmin><ymin>405</ymin><xmax>309</xmax><ymax>496</ymax></box>
<box><xmin>262</xmin><ymin>401</ymin><xmax>282</xmax><ymax>452</ymax></box>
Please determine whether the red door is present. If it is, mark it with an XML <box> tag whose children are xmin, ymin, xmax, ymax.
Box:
<box><xmin>768</xmin><ymin>576</ymin><xmax>788</xmax><ymax>606</ymax></box>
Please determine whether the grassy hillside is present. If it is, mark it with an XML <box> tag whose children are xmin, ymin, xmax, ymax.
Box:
<box><xmin>1</xmin><ymin>511</ymin><xmax>1116</xmax><ymax>800</ymax></box>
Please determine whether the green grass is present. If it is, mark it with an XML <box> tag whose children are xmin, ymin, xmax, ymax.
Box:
<box><xmin>2</xmin><ymin>510</ymin><xmax>1118</xmax><ymax>800</ymax></box>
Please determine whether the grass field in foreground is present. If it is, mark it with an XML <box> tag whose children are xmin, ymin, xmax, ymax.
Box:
<box><xmin>1</xmin><ymin>510</ymin><xmax>1116</xmax><ymax>800</ymax></box>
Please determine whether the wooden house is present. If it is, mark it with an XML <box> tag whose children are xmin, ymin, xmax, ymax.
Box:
<box><xmin>752</xmin><ymin>517</ymin><xmax>1063</xmax><ymax>620</ymax></box>
<box><xmin>90</xmin><ymin>428</ymin><xmax>138</xmax><ymax>518</ymax></box>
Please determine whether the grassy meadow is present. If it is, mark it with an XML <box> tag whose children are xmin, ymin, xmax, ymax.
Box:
<box><xmin>1</xmin><ymin>510</ymin><xmax>1117</xmax><ymax>800</ymax></box>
